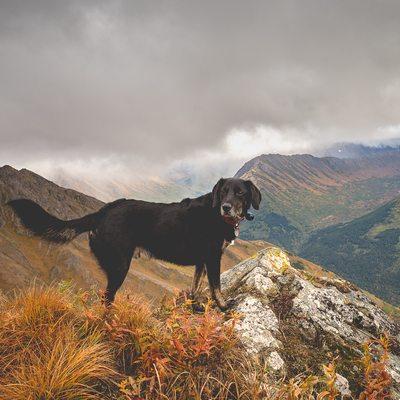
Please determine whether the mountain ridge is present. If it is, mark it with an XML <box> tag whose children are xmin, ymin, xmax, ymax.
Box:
<box><xmin>235</xmin><ymin>151</ymin><xmax>400</xmax><ymax>250</ymax></box>
<box><xmin>236</xmin><ymin>151</ymin><xmax>400</xmax><ymax>192</ymax></box>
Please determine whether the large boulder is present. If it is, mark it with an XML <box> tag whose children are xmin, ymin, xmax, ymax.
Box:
<box><xmin>221</xmin><ymin>247</ymin><xmax>400</xmax><ymax>395</ymax></box>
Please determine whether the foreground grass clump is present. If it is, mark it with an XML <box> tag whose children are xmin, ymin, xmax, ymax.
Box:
<box><xmin>0</xmin><ymin>284</ymin><xmax>394</xmax><ymax>399</ymax></box>
<box><xmin>0</xmin><ymin>285</ymin><xmax>267</xmax><ymax>399</ymax></box>
<box><xmin>0</xmin><ymin>285</ymin><xmax>115</xmax><ymax>400</ymax></box>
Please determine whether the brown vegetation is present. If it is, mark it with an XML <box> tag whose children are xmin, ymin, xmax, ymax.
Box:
<box><xmin>0</xmin><ymin>284</ymin><xmax>394</xmax><ymax>399</ymax></box>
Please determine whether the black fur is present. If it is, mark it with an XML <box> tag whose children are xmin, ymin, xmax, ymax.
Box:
<box><xmin>7</xmin><ymin>178</ymin><xmax>261</xmax><ymax>309</ymax></box>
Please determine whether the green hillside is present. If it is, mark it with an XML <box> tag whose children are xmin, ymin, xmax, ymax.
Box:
<box><xmin>236</xmin><ymin>152</ymin><xmax>400</xmax><ymax>251</ymax></box>
<box><xmin>300</xmin><ymin>196</ymin><xmax>400</xmax><ymax>305</ymax></box>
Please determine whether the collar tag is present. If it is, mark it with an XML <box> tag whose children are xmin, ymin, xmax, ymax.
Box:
<box><xmin>234</xmin><ymin>224</ymin><xmax>240</xmax><ymax>237</ymax></box>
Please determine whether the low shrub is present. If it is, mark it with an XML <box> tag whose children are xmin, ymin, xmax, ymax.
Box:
<box><xmin>0</xmin><ymin>284</ymin><xmax>395</xmax><ymax>399</ymax></box>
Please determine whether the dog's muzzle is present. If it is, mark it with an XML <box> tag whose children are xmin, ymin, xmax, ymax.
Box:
<box><xmin>220</xmin><ymin>202</ymin><xmax>243</xmax><ymax>220</ymax></box>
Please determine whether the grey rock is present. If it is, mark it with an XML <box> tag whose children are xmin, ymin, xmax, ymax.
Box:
<box><xmin>221</xmin><ymin>246</ymin><xmax>400</xmax><ymax>394</ymax></box>
<box><xmin>335</xmin><ymin>373</ymin><xmax>351</xmax><ymax>398</ymax></box>
<box><xmin>267</xmin><ymin>351</ymin><xmax>285</xmax><ymax>372</ymax></box>
<box><xmin>234</xmin><ymin>295</ymin><xmax>281</xmax><ymax>355</ymax></box>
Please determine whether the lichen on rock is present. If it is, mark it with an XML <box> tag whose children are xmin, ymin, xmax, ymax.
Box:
<box><xmin>221</xmin><ymin>246</ymin><xmax>400</xmax><ymax>395</ymax></box>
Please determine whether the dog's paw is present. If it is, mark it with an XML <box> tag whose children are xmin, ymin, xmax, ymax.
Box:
<box><xmin>217</xmin><ymin>298</ymin><xmax>236</xmax><ymax>312</ymax></box>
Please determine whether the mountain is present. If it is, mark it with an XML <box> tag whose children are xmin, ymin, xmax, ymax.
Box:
<box><xmin>301</xmin><ymin>196</ymin><xmax>400</xmax><ymax>306</ymax></box>
<box><xmin>0</xmin><ymin>165</ymin><xmax>267</xmax><ymax>300</ymax></box>
<box><xmin>41</xmin><ymin>146</ymin><xmax>400</xmax><ymax>254</ymax></box>
<box><xmin>236</xmin><ymin>151</ymin><xmax>400</xmax><ymax>251</ymax></box>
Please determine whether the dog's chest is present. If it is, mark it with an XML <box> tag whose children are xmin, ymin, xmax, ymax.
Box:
<box><xmin>221</xmin><ymin>224</ymin><xmax>239</xmax><ymax>251</ymax></box>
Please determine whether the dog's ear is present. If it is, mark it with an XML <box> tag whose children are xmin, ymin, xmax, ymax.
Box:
<box><xmin>212</xmin><ymin>178</ymin><xmax>225</xmax><ymax>208</ymax></box>
<box><xmin>246</xmin><ymin>180</ymin><xmax>261</xmax><ymax>210</ymax></box>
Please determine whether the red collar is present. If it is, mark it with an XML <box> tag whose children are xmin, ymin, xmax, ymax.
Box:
<box><xmin>222</xmin><ymin>215</ymin><xmax>244</xmax><ymax>227</ymax></box>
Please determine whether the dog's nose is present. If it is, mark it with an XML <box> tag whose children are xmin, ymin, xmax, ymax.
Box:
<box><xmin>222</xmin><ymin>203</ymin><xmax>232</xmax><ymax>213</ymax></box>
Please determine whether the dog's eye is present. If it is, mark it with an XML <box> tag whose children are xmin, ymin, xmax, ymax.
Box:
<box><xmin>237</xmin><ymin>191</ymin><xmax>244</xmax><ymax>196</ymax></box>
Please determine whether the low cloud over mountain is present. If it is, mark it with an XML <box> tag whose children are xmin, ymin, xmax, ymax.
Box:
<box><xmin>2</xmin><ymin>1</ymin><xmax>400</xmax><ymax>178</ymax></box>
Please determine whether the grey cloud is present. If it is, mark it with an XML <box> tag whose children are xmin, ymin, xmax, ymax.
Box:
<box><xmin>1</xmin><ymin>0</ymin><xmax>400</xmax><ymax>172</ymax></box>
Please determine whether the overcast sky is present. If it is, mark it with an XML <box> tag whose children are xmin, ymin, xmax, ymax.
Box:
<box><xmin>1</xmin><ymin>0</ymin><xmax>400</xmax><ymax>178</ymax></box>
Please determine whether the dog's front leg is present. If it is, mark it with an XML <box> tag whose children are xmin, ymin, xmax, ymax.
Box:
<box><xmin>190</xmin><ymin>263</ymin><xmax>205</xmax><ymax>299</ymax></box>
<box><xmin>205</xmin><ymin>253</ymin><xmax>227</xmax><ymax>311</ymax></box>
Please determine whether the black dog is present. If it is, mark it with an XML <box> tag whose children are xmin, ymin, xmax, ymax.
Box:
<box><xmin>7</xmin><ymin>178</ymin><xmax>261</xmax><ymax>310</ymax></box>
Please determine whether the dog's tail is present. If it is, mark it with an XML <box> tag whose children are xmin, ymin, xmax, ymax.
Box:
<box><xmin>7</xmin><ymin>198</ymin><xmax>126</xmax><ymax>244</ymax></box>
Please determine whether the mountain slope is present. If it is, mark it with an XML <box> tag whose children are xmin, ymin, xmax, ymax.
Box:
<box><xmin>236</xmin><ymin>151</ymin><xmax>400</xmax><ymax>250</ymax></box>
<box><xmin>0</xmin><ymin>165</ymin><xmax>267</xmax><ymax>300</ymax></box>
<box><xmin>300</xmin><ymin>196</ymin><xmax>400</xmax><ymax>305</ymax></box>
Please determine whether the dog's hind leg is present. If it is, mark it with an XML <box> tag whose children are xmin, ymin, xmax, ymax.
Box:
<box><xmin>103</xmin><ymin>256</ymin><xmax>132</xmax><ymax>306</ymax></box>
<box><xmin>205</xmin><ymin>251</ymin><xmax>228</xmax><ymax>311</ymax></box>
<box><xmin>89</xmin><ymin>233</ymin><xmax>134</xmax><ymax>306</ymax></box>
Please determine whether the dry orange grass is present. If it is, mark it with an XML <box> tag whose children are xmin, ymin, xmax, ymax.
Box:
<box><xmin>0</xmin><ymin>285</ymin><xmax>115</xmax><ymax>400</ymax></box>
<box><xmin>0</xmin><ymin>285</ymin><xmax>269</xmax><ymax>400</ymax></box>
<box><xmin>117</xmin><ymin>296</ymin><xmax>268</xmax><ymax>399</ymax></box>
<box><xmin>0</xmin><ymin>284</ymin><xmax>395</xmax><ymax>400</ymax></box>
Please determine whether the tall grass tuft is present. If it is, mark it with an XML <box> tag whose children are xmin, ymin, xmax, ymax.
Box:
<box><xmin>0</xmin><ymin>285</ymin><xmax>115</xmax><ymax>400</ymax></box>
<box><xmin>0</xmin><ymin>284</ymin><xmax>395</xmax><ymax>399</ymax></box>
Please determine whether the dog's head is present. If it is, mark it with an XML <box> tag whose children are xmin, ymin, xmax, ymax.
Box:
<box><xmin>212</xmin><ymin>178</ymin><xmax>261</xmax><ymax>223</ymax></box>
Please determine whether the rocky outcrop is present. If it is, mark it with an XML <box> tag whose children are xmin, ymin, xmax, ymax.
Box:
<box><xmin>221</xmin><ymin>247</ymin><xmax>400</xmax><ymax>395</ymax></box>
